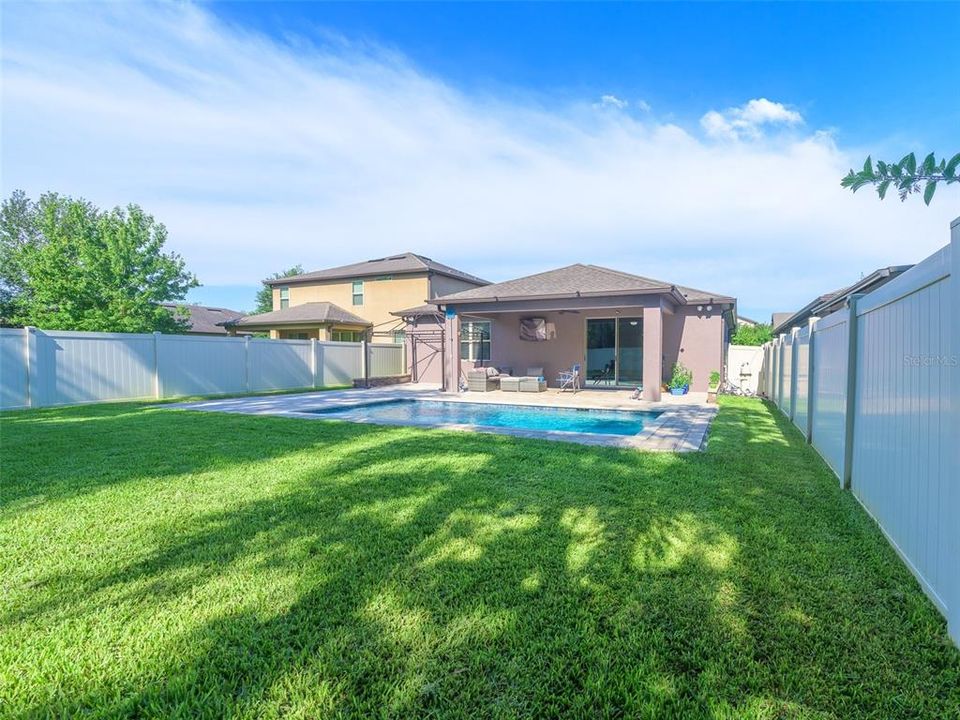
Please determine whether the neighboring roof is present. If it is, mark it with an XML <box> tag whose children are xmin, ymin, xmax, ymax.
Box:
<box><xmin>772</xmin><ymin>265</ymin><xmax>912</xmax><ymax>335</ymax></box>
<box><xmin>161</xmin><ymin>303</ymin><xmax>245</xmax><ymax>335</ymax></box>
<box><xmin>225</xmin><ymin>302</ymin><xmax>371</xmax><ymax>328</ymax></box>
<box><xmin>431</xmin><ymin>263</ymin><xmax>735</xmax><ymax>306</ymax></box>
<box><xmin>264</xmin><ymin>253</ymin><xmax>490</xmax><ymax>287</ymax></box>
<box><xmin>390</xmin><ymin>303</ymin><xmax>442</xmax><ymax>317</ymax></box>
<box><xmin>737</xmin><ymin>315</ymin><xmax>760</xmax><ymax>326</ymax></box>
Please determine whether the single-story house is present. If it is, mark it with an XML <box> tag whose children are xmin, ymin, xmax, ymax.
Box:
<box><xmin>403</xmin><ymin>263</ymin><xmax>736</xmax><ymax>401</ymax></box>
<box><xmin>160</xmin><ymin>303</ymin><xmax>246</xmax><ymax>336</ymax></box>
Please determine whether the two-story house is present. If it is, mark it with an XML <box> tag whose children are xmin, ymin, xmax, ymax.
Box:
<box><xmin>225</xmin><ymin>253</ymin><xmax>488</xmax><ymax>341</ymax></box>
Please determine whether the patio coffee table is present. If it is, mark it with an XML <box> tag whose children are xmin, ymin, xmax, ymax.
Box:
<box><xmin>518</xmin><ymin>377</ymin><xmax>546</xmax><ymax>393</ymax></box>
<box><xmin>500</xmin><ymin>377</ymin><xmax>521</xmax><ymax>392</ymax></box>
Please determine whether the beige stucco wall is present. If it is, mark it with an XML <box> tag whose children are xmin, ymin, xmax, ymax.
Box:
<box><xmin>273</xmin><ymin>274</ymin><xmax>431</xmax><ymax>329</ymax></box>
<box><xmin>437</xmin><ymin>302</ymin><xmax>727</xmax><ymax>393</ymax></box>
<box><xmin>662</xmin><ymin>306</ymin><xmax>726</xmax><ymax>391</ymax></box>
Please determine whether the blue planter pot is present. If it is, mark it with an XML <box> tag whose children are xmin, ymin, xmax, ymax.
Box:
<box><xmin>669</xmin><ymin>386</ymin><xmax>688</xmax><ymax>396</ymax></box>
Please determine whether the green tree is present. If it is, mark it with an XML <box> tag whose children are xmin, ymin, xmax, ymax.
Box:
<box><xmin>0</xmin><ymin>190</ymin><xmax>42</xmax><ymax>323</ymax></box>
<box><xmin>841</xmin><ymin>152</ymin><xmax>959</xmax><ymax>205</ymax></box>
<box><xmin>2</xmin><ymin>191</ymin><xmax>198</xmax><ymax>332</ymax></box>
<box><xmin>731</xmin><ymin>322</ymin><xmax>772</xmax><ymax>346</ymax></box>
<box><xmin>255</xmin><ymin>265</ymin><xmax>304</xmax><ymax>313</ymax></box>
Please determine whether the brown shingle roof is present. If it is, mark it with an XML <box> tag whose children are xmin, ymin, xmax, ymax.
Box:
<box><xmin>160</xmin><ymin>303</ymin><xmax>245</xmax><ymax>335</ymax></box>
<box><xmin>264</xmin><ymin>252</ymin><xmax>489</xmax><ymax>286</ymax></box>
<box><xmin>390</xmin><ymin>303</ymin><xmax>442</xmax><ymax>317</ymax></box>
<box><xmin>225</xmin><ymin>302</ymin><xmax>371</xmax><ymax>328</ymax></box>
<box><xmin>432</xmin><ymin>264</ymin><xmax>734</xmax><ymax>305</ymax></box>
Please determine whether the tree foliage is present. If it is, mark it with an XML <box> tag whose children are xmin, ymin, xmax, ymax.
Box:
<box><xmin>731</xmin><ymin>322</ymin><xmax>772</xmax><ymax>346</ymax></box>
<box><xmin>0</xmin><ymin>191</ymin><xmax>198</xmax><ymax>332</ymax></box>
<box><xmin>255</xmin><ymin>265</ymin><xmax>304</xmax><ymax>314</ymax></box>
<box><xmin>841</xmin><ymin>152</ymin><xmax>959</xmax><ymax>205</ymax></box>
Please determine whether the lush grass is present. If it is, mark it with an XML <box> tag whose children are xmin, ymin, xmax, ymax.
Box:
<box><xmin>1</xmin><ymin>398</ymin><xmax>957</xmax><ymax>719</ymax></box>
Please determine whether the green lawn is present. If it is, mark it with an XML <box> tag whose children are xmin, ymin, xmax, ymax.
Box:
<box><xmin>1</xmin><ymin>398</ymin><xmax>957</xmax><ymax>719</ymax></box>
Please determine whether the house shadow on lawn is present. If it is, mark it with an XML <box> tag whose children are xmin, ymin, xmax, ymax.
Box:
<box><xmin>2</xmin><ymin>398</ymin><xmax>959</xmax><ymax>718</ymax></box>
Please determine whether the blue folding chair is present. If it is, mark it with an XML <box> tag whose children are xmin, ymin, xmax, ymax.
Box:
<box><xmin>556</xmin><ymin>363</ymin><xmax>581</xmax><ymax>393</ymax></box>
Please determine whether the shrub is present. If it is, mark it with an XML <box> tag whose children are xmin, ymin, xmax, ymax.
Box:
<box><xmin>668</xmin><ymin>362</ymin><xmax>693</xmax><ymax>390</ymax></box>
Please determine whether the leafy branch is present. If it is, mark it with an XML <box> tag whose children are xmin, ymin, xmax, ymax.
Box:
<box><xmin>841</xmin><ymin>152</ymin><xmax>959</xmax><ymax>205</ymax></box>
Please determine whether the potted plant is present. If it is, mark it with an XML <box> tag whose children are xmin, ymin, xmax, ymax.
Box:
<box><xmin>668</xmin><ymin>362</ymin><xmax>693</xmax><ymax>395</ymax></box>
<box><xmin>707</xmin><ymin>370</ymin><xmax>720</xmax><ymax>403</ymax></box>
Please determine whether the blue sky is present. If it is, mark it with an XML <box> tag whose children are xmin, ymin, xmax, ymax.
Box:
<box><xmin>214</xmin><ymin>1</ymin><xmax>959</xmax><ymax>151</ymax></box>
<box><xmin>2</xmin><ymin>1</ymin><xmax>958</xmax><ymax>321</ymax></box>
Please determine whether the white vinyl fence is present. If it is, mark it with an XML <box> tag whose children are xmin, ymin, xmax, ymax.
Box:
<box><xmin>725</xmin><ymin>345</ymin><xmax>764</xmax><ymax>394</ymax></box>
<box><xmin>760</xmin><ymin>217</ymin><xmax>959</xmax><ymax>645</ymax></box>
<box><xmin>0</xmin><ymin>330</ymin><xmax>406</xmax><ymax>410</ymax></box>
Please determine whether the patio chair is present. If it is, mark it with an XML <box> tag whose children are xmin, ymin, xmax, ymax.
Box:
<box><xmin>592</xmin><ymin>359</ymin><xmax>615</xmax><ymax>385</ymax></box>
<box><xmin>556</xmin><ymin>363</ymin><xmax>581</xmax><ymax>393</ymax></box>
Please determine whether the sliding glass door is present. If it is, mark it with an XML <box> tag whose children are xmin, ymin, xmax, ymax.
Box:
<box><xmin>585</xmin><ymin>317</ymin><xmax>643</xmax><ymax>387</ymax></box>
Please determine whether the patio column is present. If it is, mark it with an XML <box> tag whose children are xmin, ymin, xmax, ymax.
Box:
<box><xmin>642</xmin><ymin>307</ymin><xmax>662</xmax><ymax>401</ymax></box>
<box><xmin>443</xmin><ymin>309</ymin><xmax>461</xmax><ymax>393</ymax></box>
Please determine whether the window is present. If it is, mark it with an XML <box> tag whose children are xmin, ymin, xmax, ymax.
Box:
<box><xmin>460</xmin><ymin>321</ymin><xmax>491</xmax><ymax>361</ymax></box>
<box><xmin>352</xmin><ymin>280</ymin><xmax>364</xmax><ymax>306</ymax></box>
<box><xmin>279</xmin><ymin>286</ymin><xmax>289</xmax><ymax>309</ymax></box>
<box><xmin>286</xmin><ymin>332</ymin><xmax>308</xmax><ymax>340</ymax></box>
<box><xmin>332</xmin><ymin>329</ymin><xmax>363</xmax><ymax>342</ymax></box>
<box><xmin>393</xmin><ymin>330</ymin><xmax>406</xmax><ymax>344</ymax></box>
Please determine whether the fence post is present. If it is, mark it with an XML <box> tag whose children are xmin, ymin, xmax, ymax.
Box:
<box><xmin>24</xmin><ymin>326</ymin><xmax>38</xmax><ymax>408</ymax></box>
<box><xmin>152</xmin><ymin>332</ymin><xmax>161</xmax><ymax>399</ymax></box>
<box><xmin>311</xmin><ymin>339</ymin><xmax>318</xmax><ymax>388</ymax></box>
<box><xmin>948</xmin><ymin>216</ymin><xmax>960</xmax><ymax>646</ymax></box>
<box><xmin>360</xmin><ymin>340</ymin><xmax>368</xmax><ymax>388</ymax></box>
<box><xmin>789</xmin><ymin>327</ymin><xmax>800</xmax><ymax>420</ymax></box>
<box><xmin>776</xmin><ymin>334</ymin><xmax>786</xmax><ymax>407</ymax></box>
<box><xmin>806</xmin><ymin>317</ymin><xmax>818</xmax><ymax>442</ymax></box>
<box><xmin>243</xmin><ymin>335</ymin><xmax>251</xmax><ymax>392</ymax></box>
<box><xmin>840</xmin><ymin>294</ymin><xmax>863</xmax><ymax>490</ymax></box>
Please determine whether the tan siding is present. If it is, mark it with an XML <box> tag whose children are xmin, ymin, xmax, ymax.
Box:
<box><xmin>284</xmin><ymin>275</ymin><xmax>430</xmax><ymax>329</ymax></box>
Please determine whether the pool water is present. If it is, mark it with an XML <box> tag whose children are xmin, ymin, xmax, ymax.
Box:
<box><xmin>305</xmin><ymin>399</ymin><xmax>659</xmax><ymax>437</ymax></box>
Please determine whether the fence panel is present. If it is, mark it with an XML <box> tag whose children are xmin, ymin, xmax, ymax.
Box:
<box><xmin>369</xmin><ymin>343</ymin><xmax>404</xmax><ymax>378</ymax></box>
<box><xmin>793</xmin><ymin>327</ymin><xmax>811</xmax><ymax>434</ymax></box>
<box><xmin>778</xmin><ymin>335</ymin><xmax>794</xmax><ymax>416</ymax></box>
<box><xmin>36</xmin><ymin>330</ymin><xmax>156</xmax><ymax>406</ymax></box>
<box><xmin>809</xmin><ymin>310</ymin><xmax>849</xmax><ymax>478</ymax></box>
<box><xmin>157</xmin><ymin>335</ymin><xmax>246</xmax><ymax>398</ymax></box>
<box><xmin>249</xmin><ymin>339</ymin><xmax>313</xmax><ymax>391</ymax></box>
<box><xmin>318</xmin><ymin>341</ymin><xmax>362</xmax><ymax>387</ymax></box>
<box><xmin>726</xmin><ymin>345</ymin><xmax>764</xmax><ymax>394</ymax></box>
<box><xmin>851</xmin><ymin>246</ymin><xmax>953</xmax><ymax>617</ymax></box>
<box><xmin>0</xmin><ymin>329</ymin><xmax>29</xmax><ymax>409</ymax></box>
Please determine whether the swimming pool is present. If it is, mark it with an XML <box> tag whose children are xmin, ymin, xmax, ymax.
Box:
<box><xmin>305</xmin><ymin>399</ymin><xmax>660</xmax><ymax>437</ymax></box>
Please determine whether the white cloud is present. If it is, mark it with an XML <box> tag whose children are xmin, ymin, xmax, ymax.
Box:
<box><xmin>634</xmin><ymin>99</ymin><xmax>652</xmax><ymax>113</ymax></box>
<box><xmin>596</xmin><ymin>94</ymin><xmax>628</xmax><ymax>110</ymax></box>
<box><xmin>701</xmin><ymin>98</ymin><xmax>804</xmax><ymax>141</ymax></box>
<box><xmin>1</xmin><ymin>3</ymin><xmax>955</xmax><ymax>321</ymax></box>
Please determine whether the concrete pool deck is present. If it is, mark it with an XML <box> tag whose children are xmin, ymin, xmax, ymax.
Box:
<box><xmin>167</xmin><ymin>384</ymin><xmax>718</xmax><ymax>452</ymax></box>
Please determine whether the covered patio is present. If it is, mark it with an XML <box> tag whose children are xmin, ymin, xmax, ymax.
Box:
<box><xmin>429</xmin><ymin>264</ymin><xmax>736</xmax><ymax>401</ymax></box>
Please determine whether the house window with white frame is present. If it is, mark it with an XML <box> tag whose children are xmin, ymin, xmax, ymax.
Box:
<box><xmin>352</xmin><ymin>280</ymin><xmax>364</xmax><ymax>306</ymax></box>
<box><xmin>279</xmin><ymin>286</ymin><xmax>290</xmax><ymax>309</ymax></box>
<box><xmin>460</xmin><ymin>321</ymin><xmax>491</xmax><ymax>361</ymax></box>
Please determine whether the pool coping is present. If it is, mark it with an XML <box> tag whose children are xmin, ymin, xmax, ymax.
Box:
<box><xmin>165</xmin><ymin>385</ymin><xmax>717</xmax><ymax>452</ymax></box>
